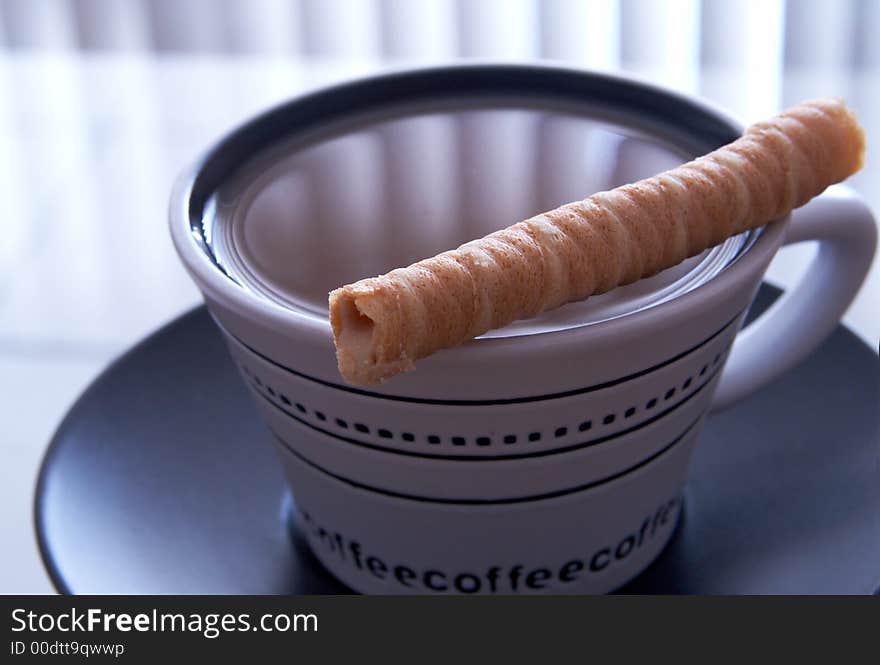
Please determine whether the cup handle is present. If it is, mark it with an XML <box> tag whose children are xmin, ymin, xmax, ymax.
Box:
<box><xmin>711</xmin><ymin>185</ymin><xmax>877</xmax><ymax>411</ymax></box>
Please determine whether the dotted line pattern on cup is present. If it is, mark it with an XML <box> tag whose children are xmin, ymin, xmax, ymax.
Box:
<box><xmin>240</xmin><ymin>351</ymin><xmax>726</xmax><ymax>449</ymax></box>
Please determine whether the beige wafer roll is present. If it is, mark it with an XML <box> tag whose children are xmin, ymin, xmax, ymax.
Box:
<box><xmin>329</xmin><ymin>98</ymin><xmax>865</xmax><ymax>385</ymax></box>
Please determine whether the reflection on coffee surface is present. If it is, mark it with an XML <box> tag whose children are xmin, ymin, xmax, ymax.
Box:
<box><xmin>206</xmin><ymin>103</ymin><xmax>751</xmax><ymax>337</ymax></box>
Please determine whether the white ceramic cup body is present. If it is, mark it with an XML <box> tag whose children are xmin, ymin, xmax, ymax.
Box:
<box><xmin>170</xmin><ymin>64</ymin><xmax>876</xmax><ymax>593</ymax></box>
<box><xmin>280</xmin><ymin>428</ymin><xmax>696</xmax><ymax>595</ymax></box>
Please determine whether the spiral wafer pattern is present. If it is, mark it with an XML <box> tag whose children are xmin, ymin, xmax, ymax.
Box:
<box><xmin>330</xmin><ymin>98</ymin><xmax>865</xmax><ymax>385</ymax></box>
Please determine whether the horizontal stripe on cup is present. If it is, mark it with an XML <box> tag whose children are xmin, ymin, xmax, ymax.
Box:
<box><xmin>218</xmin><ymin>306</ymin><xmax>743</xmax><ymax>405</ymax></box>
<box><xmin>254</xmin><ymin>361</ymin><xmax>723</xmax><ymax>461</ymax></box>
<box><xmin>272</xmin><ymin>417</ymin><xmax>699</xmax><ymax>505</ymax></box>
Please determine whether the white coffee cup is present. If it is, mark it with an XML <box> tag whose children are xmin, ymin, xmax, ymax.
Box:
<box><xmin>170</xmin><ymin>64</ymin><xmax>876</xmax><ymax>593</ymax></box>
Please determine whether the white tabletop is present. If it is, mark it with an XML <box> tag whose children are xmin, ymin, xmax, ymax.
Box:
<box><xmin>1</xmin><ymin>53</ymin><xmax>877</xmax><ymax>593</ymax></box>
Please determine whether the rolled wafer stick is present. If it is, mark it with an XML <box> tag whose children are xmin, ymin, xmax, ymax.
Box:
<box><xmin>329</xmin><ymin>98</ymin><xmax>865</xmax><ymax>385</ymax></box>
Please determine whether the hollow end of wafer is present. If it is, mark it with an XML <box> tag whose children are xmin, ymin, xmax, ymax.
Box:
<box><xmin>329</xmin><ymin>289</ymin><xmax>377</xmax><ymax>384</ymax></box>
<box><xmin>329</xmin><ymin>287</ymin><xmax>412</xmax><ymax>386</ymax></box>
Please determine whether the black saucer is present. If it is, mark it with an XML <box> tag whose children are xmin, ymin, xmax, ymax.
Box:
<box><xmin>35</xmin><ymin>285</ymin><xmax>880</xmax><ymax>594</ymax></box>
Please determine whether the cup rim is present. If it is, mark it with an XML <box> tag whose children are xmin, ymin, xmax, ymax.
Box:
<box><xmin>170</xmin><ymin>62</ymin><xmax>788</xmax><ymax>374</ymax></box>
